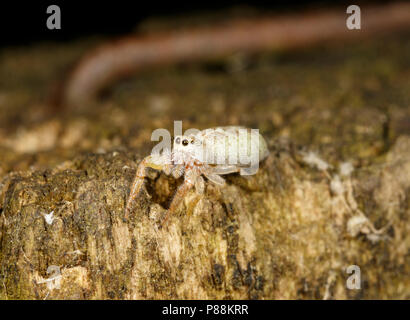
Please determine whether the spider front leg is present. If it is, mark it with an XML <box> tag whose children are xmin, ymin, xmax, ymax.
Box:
<box><xmin>171</xmin><ymin>164</ymin><xmax>185</xmax><ymax>179</ymax></box>
<box><xmin>125</xmin><ymin>154</ymin><xmax>172</xmax><ymax>219</ymax></box>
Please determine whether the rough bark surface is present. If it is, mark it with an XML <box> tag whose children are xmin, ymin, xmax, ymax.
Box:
<box><xmin>0</xmin><ymin>19</ymin><xmax>409</xmax><ymax>299</ymax></box>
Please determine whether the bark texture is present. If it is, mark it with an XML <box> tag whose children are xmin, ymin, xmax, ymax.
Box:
<box><xmin>1</xmin><ymin>136</ymin><xmax>409</xmax><ymax>299</ymax></box>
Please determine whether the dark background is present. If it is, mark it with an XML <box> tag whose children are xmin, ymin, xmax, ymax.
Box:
<box><xmin>0</xmin><ymin>0</ymin><xmax>390</xmax><ymax>47</ymax></box>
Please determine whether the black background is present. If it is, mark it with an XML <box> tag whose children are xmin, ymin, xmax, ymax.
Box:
<box><xmin>0</xmin><ymin>300</ymin><xmax>409</xmax><ymax>320</ymax></box>
<box><xmin>0</xmin><ymin>299</ymin><xmax>403</xmax><ymax>317</ymax></box>
<box><xmin>0</xmin><ymin>0</ymin><xmax>391</xmax><ymax>47</ymax></box>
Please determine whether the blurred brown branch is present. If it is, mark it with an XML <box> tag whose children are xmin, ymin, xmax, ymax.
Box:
<box><xmin>57</xmin><ymin>2</ymin><xmax>410</xmax><ymax>108</ymax></box>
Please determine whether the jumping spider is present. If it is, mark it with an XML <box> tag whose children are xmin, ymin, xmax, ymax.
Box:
<box><xmin>125</xmin><ymin>126</ymin><xmax>269</xmax><ymax>225</ymax></box>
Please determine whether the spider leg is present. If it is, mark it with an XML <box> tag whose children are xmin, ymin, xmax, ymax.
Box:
<box><xmin>125</xmin><ymin>154</ymin><xmax>172</xmax><ymax>218</ymax></box>
<box><xmin>203</xmin><ymin>170</ymin><xmax>226</xmax><ymax>186</ymax></box>
<box><xmin>195</xmin><ymin>175</ymin><xmax>205</xmax><ymax>195</ymax></box>
<box><xmin>171</xmin><ymin>164</ymin><xmax>185</xmax><ymax>179</ymax></box>
<box><xmin>201</xmin><ymin>165</ymin><xmax>226</xmax><ymax>186</ymax></box>
<box><xmin>210</xmin><ymin>165</ymin><xmax>240</xmax><ymax>175</ymax></box>
<box><xmin>186</xmin><ymin>195</ymin><xmax>201</xmax><ymax>217</ymax></box>
<box><xmin>162</xmin><ymin>169</ymin><xmax>197</xmax><ymax>226</ymax></box>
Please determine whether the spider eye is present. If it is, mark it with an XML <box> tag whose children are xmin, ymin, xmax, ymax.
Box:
<box><xmin>182</xmin><ymin>139</ymin><xmax>189</xmax><ymax>146</ymax></box>
<box><xmin>190</xmin><ymin>138</ymin><xmax>195</xmax><ymax>144</ymax></box>
<box><xmin>175</xmin><ymin>137</ymin><xmax>180</xmax><ymax>144</ymax></box>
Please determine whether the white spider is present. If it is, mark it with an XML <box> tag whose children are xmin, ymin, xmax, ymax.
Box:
<box><xmin>125</xmin><ymin>126</ymin><xmax>269</xmax><ymax>225</ymax></box>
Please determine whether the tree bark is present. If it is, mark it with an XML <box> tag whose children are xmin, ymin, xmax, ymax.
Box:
<box><xmin>1</xmin><ymin>136</ymin><xmax>409</xmax><ymax>299</ymax></box>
